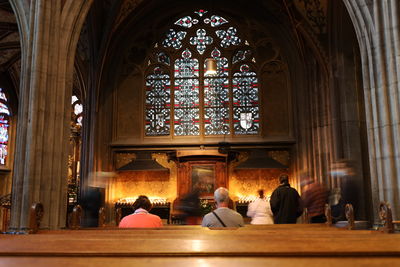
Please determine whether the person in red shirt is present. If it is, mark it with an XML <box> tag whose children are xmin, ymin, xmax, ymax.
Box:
<box><xmin>301</xmin><ymin>173</ymin><xmax>328</xmax><ymax>223</ymax></box>
<box><xmin>119</xmin><ymin>195</ymin><xmax>163</xmax><ymax>228</ymax></box>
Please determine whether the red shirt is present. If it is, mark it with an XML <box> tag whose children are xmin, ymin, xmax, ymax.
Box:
<box><xmin>119</xmin><ymin>208</ymin><xmax>163</xmax><ymax>228</ymax></box>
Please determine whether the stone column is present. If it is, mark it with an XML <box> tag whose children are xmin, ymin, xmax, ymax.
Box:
<box><xmin>9</xmin><ymin>0</ymin><xmax>92</xmax><ymax>231</ymax></box>
<box><xmin>343</xmin><ymin>0</ymin><xmax>400</xmax><ymax>221</ymax></box>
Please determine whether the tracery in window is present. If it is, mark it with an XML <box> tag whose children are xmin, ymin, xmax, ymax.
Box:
<box><xmin>204</xmin><ymin>48</ymin><xmax>229</xmax><ymax>135</ymax></box>
<box><xmin>155</xmin><ymin>51</ymin><xmax>170</xmax><ymax>65</ymax></box>
<box><xmin>216</xmin><ymin>27</ymin><xmax>241</xmax><ymax>48</ymax></box>
<box><xmin>162</xmin><ymin>29</ymin><xmax>186</xmax><ymax>49</ymax></box>
<box><xmin>145</xmin><ymin>67</ymin><xmax>171</xmax><ymax>136</ymax></box>
<box><xmin>175</xmin><ymin>16</ymin><xmax>198</xmax><ymax>28</ymax></box>
<box><xmin>145</xmin><ymin>10</ymin><xmax>260</xmax><ymax>137</ymax></box>
<box><xmin>233</xmin><ymin>64</ymin><xmax>259</xmax><ymax>135</ymax></box>
<box><xmin>0</xmin><ymin>88</ymin><xmax>9</xmax><ymax>165</ymax></box>
<box><xmin>174</xmin><ymin>49</ymin><xmax>200</xmax><ymax>136</ymax></box>
<box><xmin>233</xmin><ymin>49</ymin><xmax>252</xmax><ymax>64</ymax></box>
<box><xmin>190</xmin><ymin>29</ymin><xmax>213</xmax><ymax>54</ymax></box>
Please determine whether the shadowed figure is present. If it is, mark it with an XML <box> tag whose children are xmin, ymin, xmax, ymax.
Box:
<box><xmin>270</xmin><ymin>174</ymin><xmax>303</xmax><ymax>224</ymax></box>
<box><xmin>177</xmin><ymin>183</ymin><xmax>202</xmax><ymax>225</ymax></box>
<box><xmin>301</xmin><ymin>173</ymin><xmax>328</xmax><ymax>223</ymax></box>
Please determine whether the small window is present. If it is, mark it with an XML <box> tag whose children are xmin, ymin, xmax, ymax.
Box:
<box><xmin>0</xmin><ymin>88</ymin><xmax>9</xmax><ymax>165</ymax></box>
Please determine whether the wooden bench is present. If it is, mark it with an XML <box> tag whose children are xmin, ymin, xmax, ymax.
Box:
<box><xmin>0</xmin><ymin>225</ymin><xmax>400</xmax><ymax>266</ymax></box>
<box><xmin>1</xmin><ymin>202</ymin><xmax>399</xmax><ymax>266</ymax></box>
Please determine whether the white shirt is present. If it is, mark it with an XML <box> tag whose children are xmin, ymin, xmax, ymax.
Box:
<box><xmin>247</xmin><ymin>198</ymin><xmax>274</xmax><ymax>224</ymax></box>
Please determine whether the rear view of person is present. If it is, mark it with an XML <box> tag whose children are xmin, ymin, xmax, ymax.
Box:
<box><xmin>301</xmin><ymin>174</ymin><xmax>328</xmax><ymax>223</ymax></box>
<box><xmin>202</xmin><ymin>187</ymin><xmax>244</xmax><ymax>228</ymax></box>
<box><xmin>119</xmin><ymin>195</ymin><xmax>163</xmax><ymax>228</ymax></box>
<box><xmin>270</xmin><ymin>174</ymin><xmax>303</xmax><ymax>224</ymax></box>
<box><xmin>247</xmin><ymin>189</ymin><xmax>274</xmax><ymax>224</ymax></box>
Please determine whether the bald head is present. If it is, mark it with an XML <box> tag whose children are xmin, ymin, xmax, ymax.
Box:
<box><xmin>214</xmin><ymin>187</ymin><xmax>230</xmax><ymax>205</ymax></box>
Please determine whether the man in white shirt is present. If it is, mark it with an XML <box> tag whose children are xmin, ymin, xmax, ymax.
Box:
<box><xmin>201</xmin><ymin>187</ymin><xmax>244</xmax><ymax>227</ymax></box>
<box><xmin>247</xmin><ymin>189</ymin><xmax>274</xmax><ymax>224</ymax></box>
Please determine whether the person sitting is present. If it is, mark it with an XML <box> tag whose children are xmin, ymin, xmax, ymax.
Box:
<box><xmin>247</xmin><ymin>189</ymin><xmax>274</xmax><ymax>225</ymax></box>
<box><xmin>201</xmin><ymin>187</ymin><xmax>244</xmax><ymax>228</ymax></box>
<box><xmin>119</xmin><ymin>195</ymin><xmax>163</xmax><ymax>228</ymax></box>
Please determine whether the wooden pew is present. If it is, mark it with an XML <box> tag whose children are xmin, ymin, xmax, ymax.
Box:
<box><xmin>1</xmin><ymin>207</ymin><xmax>400</xmax><ymax>266</ymax></box>
<box><xmin>0</xmin><ymin>225</ymin><xmax>399</xmax><ymax>266</ymax></box>
<box><xmin>2</xmin><ymin>202</ymin><xmax>397</xmax><ymax>266</ymax></box>
<box><xmin>379</xmin><ymin>201</ymin><xmax>396</xmax><ymax>233</ymax></box>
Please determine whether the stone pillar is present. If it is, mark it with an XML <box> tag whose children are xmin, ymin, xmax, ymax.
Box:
<box><xmin>343</xmin><ymin>0</ymin><xmax>400</xmax><ymax>221</ymax></box>
<box><xmin>9</xmin><ymin>0</ymin><xmax>92</xmax><ymax>231</ymax></box>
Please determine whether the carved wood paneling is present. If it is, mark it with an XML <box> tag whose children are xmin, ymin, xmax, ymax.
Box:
<box><xmin>177</xmin><ymin>162</ymin><xmax>190</xmax><ymax>197</ymax></box>
<box><xmin>177</xmin><ymin>161</ymin><xmax>227</xmax><ymax>198</ymax></box>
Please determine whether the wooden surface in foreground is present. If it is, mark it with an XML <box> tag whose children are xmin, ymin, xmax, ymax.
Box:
<box><xmin>0</xmin><ymin>224</ymin><xmax>399</xmax><ymax>266</ymax></box>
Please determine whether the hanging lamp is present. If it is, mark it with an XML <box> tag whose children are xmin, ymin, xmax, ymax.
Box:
<box><xmin>204</xmin><ymin>58</ymin><xmax>217</xmax><ymax>76</ymax></box>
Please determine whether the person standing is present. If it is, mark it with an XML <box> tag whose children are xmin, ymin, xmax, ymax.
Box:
<box><xmin>178</xmin><ymin>183</ymin><xmax>202</xmax><ymax>225</ymax></box>
<box><xmin>301</xmin><ymin>174</ymin><xmax>328</xmax><ymax>223</ymax></box>
<box><xmin>202</xmin><ymin>187</ymin><xmax>244</xmax><ymax>227</ymax></box>
<box><xmin>270</xmin><ymin>174</ymin><xmax>303</xmax><ymax>224</ymax></box>
<box><xmin>247</xmin><ymin>189</ymin><xmax>274</xmax><ymax>224</ymax></box>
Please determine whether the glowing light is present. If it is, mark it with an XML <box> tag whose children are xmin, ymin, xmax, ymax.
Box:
<box><xmin>117</xmin><ymin>196</ymin><xmax>168</xmax><ymax>205</ymax></box>
<box><xmin>237</xmin><ymin>194</ymin><xmax>271</xmax><ymax>203</ymax></box>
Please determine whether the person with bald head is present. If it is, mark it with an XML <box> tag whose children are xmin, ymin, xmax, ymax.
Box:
<box><xmin>201</xmin><ymin>187</ymin><xmax>244</xmax><ymax>228</ymax></box>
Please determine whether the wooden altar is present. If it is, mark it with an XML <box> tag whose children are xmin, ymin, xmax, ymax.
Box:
<box><xmin>176</xmin><ymin>150</ymin><xmax>228</xmax><ymax>198</ymax></box>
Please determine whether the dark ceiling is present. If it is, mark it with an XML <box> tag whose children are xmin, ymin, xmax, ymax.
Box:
<box><xmin>0</xmin><ymin>0</ymin><xmax>20</xmax><ymax>92</ymax></box>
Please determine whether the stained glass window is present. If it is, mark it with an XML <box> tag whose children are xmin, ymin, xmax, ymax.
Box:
<box><xmin>0</xmin><ymin>88</ymin><xmax>9</xmax><ymax>165</ymax></box>
<box><xmin>190</xmin><ymin>29</ymin><xmax>213</xmax><ymax>55</ymax></box>
<box><xmin>233</xmin><ymin>49</ymin><xmax>252</xmax><ymax>64</ymax></box>
<box><xmin>145</xmin><ymin>67</ymin><xmax>171</xmax><ymax>136</ymax></box>
<box><xmin>216</xmin><ymin>27</ymin><xmax>241</xmax><ymax>47</ymax></box>
<box><xmin>204</xmin><ymin>15</ymin><xmax>229</xmax><ymax>27</ymax></box>
<box><xmin>174</xmin><ymin>49</ymin><xmax>200</xmax><ymax>136</ymax></box>
<box><xmin>145</xmin><ymin>10</ymin><xmax>260</xmax><ymax>137</ymax></box>
<box><xmin>71</xmin><ymin>95</ymin><xmax>83</xmax><ymax>127</ymax></box>
<box><xmin>156</xmin><ymin>51</ymin><xmax>170</xmax><ymax>65</ymax></box>
<box><xmin>162</xmin><ymin>29</ymin><xmax>187</xmax><ymax>49</ymax></box>
<box><xmin>233</xmin><ymin>64</ymin><xmax>259</xmax><ymax>134</ymax></box>
<box><xmin>204</xmin><ymin>48</ymin><xmax>230</xmax><ymax>135</ymax></box>
<box><xmin>175</xmin><ymin>16</ymin><xmax>198</xmax><ymax>28</ymax></box>
<box><xmin>69</xmin><ymin>94</ymin><xmax>84</xmax><ymax>207</ymax></box>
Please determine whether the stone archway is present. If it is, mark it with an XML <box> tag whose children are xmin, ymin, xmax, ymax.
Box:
<box><xmin>343</xmin><ymin>0</ymin><xmax>400</xmax><ymax>221</ymax></box>
<box><xmin>8</xmin><ymin>0</ymin><xmax>93</xmax><ymax>231</ymax></box>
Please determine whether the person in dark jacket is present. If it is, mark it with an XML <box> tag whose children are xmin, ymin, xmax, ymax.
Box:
<box><xmin>270</xmin><ymin>174</ymin><xmax>303</xmax><ymax>224</ymax></box>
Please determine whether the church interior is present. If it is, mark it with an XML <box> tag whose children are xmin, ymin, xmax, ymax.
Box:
<box><xmin>0</xmin><ymin>0</ymin><xmax>400</xmax><ymax>265</ymax></box>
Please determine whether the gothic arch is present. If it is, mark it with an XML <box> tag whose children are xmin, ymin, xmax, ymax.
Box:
<box><xmin>343</xmin><ymin>0</ymin><xmax>400</xmax><ymax>220</ymax></box>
